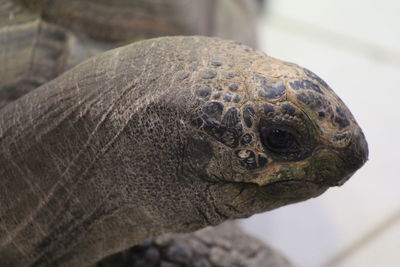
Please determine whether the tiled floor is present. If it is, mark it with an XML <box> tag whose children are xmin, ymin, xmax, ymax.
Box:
<box><xmin>240</xmin><ymin>1</ymin><xmax>400</xmax><ymax>266</ymax></box>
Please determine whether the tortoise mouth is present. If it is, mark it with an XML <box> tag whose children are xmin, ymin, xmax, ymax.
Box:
<box><xmin>209</xmin><ymin>179</ymin><xmax>329</xmax><ymax>218</ymax></box>
<box><xmin>208</xmin><ymin>178</ymin><xmax>329</xmax><ymax>220</ymax></box>
<box><xmin>258</xmin><ymin>179</ymin><xmax>329</xmax><ymax>199</ymax></box>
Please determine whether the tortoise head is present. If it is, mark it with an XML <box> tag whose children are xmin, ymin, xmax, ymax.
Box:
<box><xmin>189</xmin><ymin>50</ymin><xmax>368</xmax><ymax>217</ymax></box>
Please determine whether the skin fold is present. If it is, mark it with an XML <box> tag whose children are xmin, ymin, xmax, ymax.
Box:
<box><xmin>0</xmin><ymin>36</ymin><xmax>368</xmax><ymax>266</ymax></box>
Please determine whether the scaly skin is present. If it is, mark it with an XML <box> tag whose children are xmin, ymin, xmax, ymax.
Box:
<box><xmin>0</xmin><ymin>36</ymin><xmax>368</xmax><ymax>266</ymax></box>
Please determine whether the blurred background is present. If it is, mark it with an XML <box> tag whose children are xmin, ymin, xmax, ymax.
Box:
<box><xmin>240</xmin><ymin>0</ymin><xmax>400</xmax><ymax>266</ymax></box>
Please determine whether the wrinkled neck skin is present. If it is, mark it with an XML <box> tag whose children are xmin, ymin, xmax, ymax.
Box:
<box><xmin>0</xmin><ymin>48</ymin><xmax>220</xmax><ymax>266</ymax></box>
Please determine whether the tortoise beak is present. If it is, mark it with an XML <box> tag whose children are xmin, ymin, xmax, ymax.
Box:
<box><xmin>335</xmin><ymin>129</ymin><xmax>369</xmax><ymax>186</ymax></box>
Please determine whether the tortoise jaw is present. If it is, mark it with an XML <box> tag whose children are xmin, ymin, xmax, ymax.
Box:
<box><xmin>259</xmin><ymin>179</ymin><xmax>329</xmax><ymax>200</ymax></box>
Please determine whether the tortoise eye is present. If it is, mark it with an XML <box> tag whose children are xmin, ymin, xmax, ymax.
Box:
<box><xmin>260</xmin><ymin>125</ymin><xmax>301</xmax><ymax>155</ymax></box>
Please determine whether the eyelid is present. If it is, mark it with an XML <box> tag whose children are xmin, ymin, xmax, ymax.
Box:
<box><xmin>259</xmin><ymin>124</ymin><xmax>303</xmax><ymax>156</ymax></box>
<box><xmin>257</xmin><ymin>117</ymin><xmax>317</xmax><ymax>161</ymax></box>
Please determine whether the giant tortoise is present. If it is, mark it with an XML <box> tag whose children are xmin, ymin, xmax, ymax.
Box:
<box><xmin>0</xmin><ymin>0</ymin><xmax>368</xmax><ymax>266</ymax></box>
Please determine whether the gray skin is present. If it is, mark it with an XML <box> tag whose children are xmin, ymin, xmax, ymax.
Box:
<box><xmin>0</xmin><ymin>36</ymin><xmax>368</xmax><ymax>266</ymax></box>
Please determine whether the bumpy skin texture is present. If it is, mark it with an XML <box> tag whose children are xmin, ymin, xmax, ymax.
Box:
<box><xmin>0</xmin><ymin>36</ymin><xmax>368</xmax><ymax>266</ymax></box>
<box><xmin>97</xmin><ymin>222</ymin><xmax>292</xmax><ymax>267</ymax></box>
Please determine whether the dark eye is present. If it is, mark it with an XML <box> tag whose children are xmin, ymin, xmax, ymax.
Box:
<box><xmin>260</xmin><ymin>125</ymin><xmax>301</xmax><ymax>155</ymax></box>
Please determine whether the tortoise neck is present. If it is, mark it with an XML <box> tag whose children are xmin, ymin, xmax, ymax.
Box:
<box><xmin>0</xmin><ymin>56</ymin><xmax>215</xmax><ymax>266</ymax></box>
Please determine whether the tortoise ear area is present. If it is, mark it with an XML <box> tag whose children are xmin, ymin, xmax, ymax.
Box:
<box><xmin>182</xmin><ymin>136</ymin><xmax>215</xmax><ymax>178</ymax></box>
